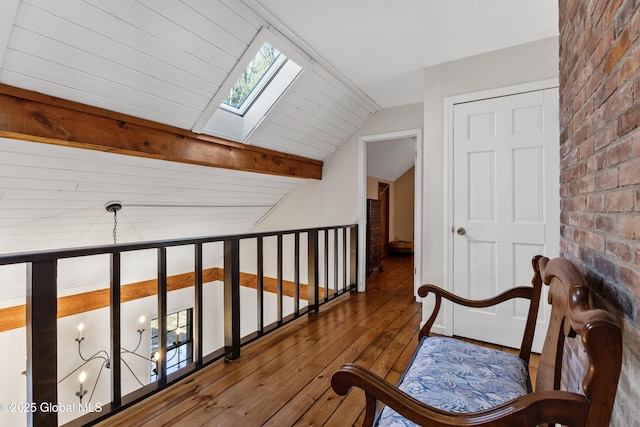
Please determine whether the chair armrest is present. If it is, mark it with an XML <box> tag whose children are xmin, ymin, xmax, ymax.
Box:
<box><xmin>331</xmin><ymin>364</ymin><xmax>590</xmax><ymax>427</ymax></box>
<box><xmin>417</xmin><ymin>284</ymin><xmax>534</xmax><ymax>338</ymax></box>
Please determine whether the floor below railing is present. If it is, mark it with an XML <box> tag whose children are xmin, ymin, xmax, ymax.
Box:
<box><xmin>93</xmin><ymin>255</ymin><xmax>539</xmax><ymax>427</ymax></box>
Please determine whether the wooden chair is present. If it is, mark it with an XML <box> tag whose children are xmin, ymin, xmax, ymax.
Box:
<box><xmin>331</xmin><ymin>256</ymin><xmax>622</xmax><ymax>426</ymax></box>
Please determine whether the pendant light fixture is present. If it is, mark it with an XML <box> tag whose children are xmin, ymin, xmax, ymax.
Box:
<box><xmin>104</xmin><ymin>201</ymin><xmax>122</xmax><ymax>244</ymax></box>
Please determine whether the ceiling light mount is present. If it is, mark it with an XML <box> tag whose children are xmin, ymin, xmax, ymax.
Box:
<box><xmin>105</xmin><ymin>201</ymin><xmax>122</xmax><ymax>213</ymax></box>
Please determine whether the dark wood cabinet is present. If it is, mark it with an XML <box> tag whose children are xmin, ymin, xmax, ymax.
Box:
<box><xmin>367</xmin><ymin>199</ymin><xmax>383</xmax><ymax>275</ymax></box>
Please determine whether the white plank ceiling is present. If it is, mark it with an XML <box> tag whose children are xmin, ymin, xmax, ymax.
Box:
<box><xmin>0</xmin><ymin>0</ymin><xmax>377</xmax><ymax>260</ymax></box>
<box><xmin>0</xmin><ymin>137</ymin><xmax>302</xmax><ymax>253</ymax></box>
<box><xmin>368</xmin><ymin>138</ymin><xmax>416</xmax><ymax>182</ymax></box>
<box><xmin>1</xmin><ymin>0</ymin><xmax>377</xmax><ymax>158</ymax></box>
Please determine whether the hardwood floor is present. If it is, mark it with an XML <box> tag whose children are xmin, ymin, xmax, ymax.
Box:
<box><xmin>95</xmin><ymin>255</ymin><xmax>415</xmax><ymax>426</ymax></box>
<box><xmin>96</xmin><ymin>255</ymin><xmax>538</xmax><ymax>427</ymax></box>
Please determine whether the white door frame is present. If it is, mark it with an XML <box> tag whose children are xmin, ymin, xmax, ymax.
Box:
<box><xmin>443</xmin><ymin>78</ymin><xmax>559</xmax><ymax>336</ymax></box>
<box><xmin>358</xmin><ymin>128</ymin><xmax>423</xmax><ymax>296</ymax></box>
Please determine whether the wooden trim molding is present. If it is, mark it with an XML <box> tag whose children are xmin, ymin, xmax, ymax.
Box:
<box><xmin>0</xmin><ymin>84</ymin><xmax>322</xmax><ymax>179</ymax></box>
<box><xmin>0</xmin><ymin>268</ymin><xmax>330</xmax><ymax>332</ymax></box>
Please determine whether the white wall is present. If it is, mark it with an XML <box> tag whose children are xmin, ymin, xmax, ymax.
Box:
<box><xmin>255</xmin><ymin>37</ymin><xmax>558</xmax><ymax>334</ymax></box>
<box><xmin>252</xmin><ymin>103</ymin><xmax>423</xmax><ymax>294</ymax></box>
<box><xmin>253</xmin><ymin>103</ymin><xmax>424</xmax><ymax>232</ymax></box>
<box><xmin>238</xmin><ymin>234</ymin><xmax>351</xmax><ymax>294</ymax></box>
<box><xmin>421</xmin><ymin>36</ymin><xmax>559</xmax><ymax>329</ymax></box>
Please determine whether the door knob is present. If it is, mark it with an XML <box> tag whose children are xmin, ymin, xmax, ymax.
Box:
<box><xmin>456</xmin><ymin>227</ymin><xmax>466</xmax><ymax>236</ymax></box>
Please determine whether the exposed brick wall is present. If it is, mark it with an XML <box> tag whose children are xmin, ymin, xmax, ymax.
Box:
<box><xmin>560</xmin><ymin>0</ymin><xmax>639</xmax><ymax>325</ymax></box>
<box><xmin>559</xmin><ymin>1</ymin><xmax>640</xmax><ymax>424</ymax></box>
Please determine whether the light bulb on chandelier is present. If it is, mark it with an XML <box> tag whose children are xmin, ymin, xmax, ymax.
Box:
<box><xmin>59</xmin><ymin>316</ymin><xmax>158</xmax><ymax>404</ymax></box>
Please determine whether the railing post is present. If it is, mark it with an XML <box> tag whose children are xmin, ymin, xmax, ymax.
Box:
<box><xmin>350</xmin><ymin>227</ymin><xmax>358</xmax><ymax>291</ymax></box>
<box><xmin>294</xmin><ymin>232</ymin><xmax>300</xmax><ymax>315</ymax></box>
<box><xmin>308</xmin><ymin>230</ymin><xmax>319</xmax><ymax>314</ymax></box>
<box><xmin>194</xmin><ymin>243</ymin><xmax>203</xmax><ymax>368</ymax></box>
<box><xmin>277</xmin><ymin>234</ymin><xmax>283</xmax><ymax>324</ymax></box>
<box><xmin>224</xmin><ymin>239</ymin><xmax>241</xmax><ymax>360</ymax></box>
<box><xmin>342</xmin><ymin>228</ymin><xmax>348</xmax><ymax>292</ymax></box>
<box><xmin>334</xmin><ymin>228</ymin><xmax>339</xmax><ymax>296</ymax></box>
<box><xmin>26</xmin><ymin>260</ymin><xmax>58</xmax><ymax>427</ymax></box>
<box><xmin>157</xmin><ymin>247</ymin><xmax>168</xmax><ymax>385</ymax></box>
<box><xmin>257</xmin><ymin>237</ymin><xmax>264</xmax><ymax>335</ymax></box>
<box><xmin>324</xmin><ymin>229</ymin><xmax>329</xmax><ymax>302</ymax></box>
<box><xmin>110</xmin><ymin>252</ymin><xmax>122</xmax><ymax>408</ymax></box>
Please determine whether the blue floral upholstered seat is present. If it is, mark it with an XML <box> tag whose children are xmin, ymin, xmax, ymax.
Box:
<box><xmin>375</xmin><ymin>336</ymin><xmax>530</xmax><ymax>427</ymax></box>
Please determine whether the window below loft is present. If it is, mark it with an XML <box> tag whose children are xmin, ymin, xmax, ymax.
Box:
<box><xmin>150</xmin><ymin>308</ymin><xmax>193</xmax><ymax>381</ymax></box>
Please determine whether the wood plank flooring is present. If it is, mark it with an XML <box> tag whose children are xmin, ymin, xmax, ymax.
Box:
<box><xmin>95</xmin><ymin>255</ymin><xmax>538</xmax><ymax>427</ymax></box>
<box><xmin>94</xmin><ymin>255</ymin><xmax>415</xmax><ymax>426</ymax></box>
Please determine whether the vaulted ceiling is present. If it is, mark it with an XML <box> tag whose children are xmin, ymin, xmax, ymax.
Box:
<box><xmin>0</xmin><ymin>0</ymin><xmax>558</xmax><ymax>255</ymax></box>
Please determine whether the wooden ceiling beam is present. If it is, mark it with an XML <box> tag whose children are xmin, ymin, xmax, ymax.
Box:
<box><xmin>0</xmin><ymin>267</ymin><xmax>331</xmax><ymax>332</ymax></box>
<box><xmin>0</xmin><ymin>84</ymin><xmax>322</xmax><ymax>179</ymax></box>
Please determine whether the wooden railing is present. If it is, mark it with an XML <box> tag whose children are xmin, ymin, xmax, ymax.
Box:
<box><xmin>0</xmin><ymin>225</ymin><xmax>358</xmax><ymax>426</ymax></box>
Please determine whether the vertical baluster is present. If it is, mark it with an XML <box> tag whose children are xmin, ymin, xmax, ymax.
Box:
<box><xmin>110</xmin><ymin>252</ymin><xmax>122</xmax><ymax>408</ymax></box>
<box><xmin>342</xmin><ymin>228</ymin><xmax>348</xmax><ymax>293</ymax></box>
<box><xmin>334</xmin><ymin>228</ymin><xmax>339</xmax><ymax>297</ymax></box>
<box><xmin>194</xmin><ymin>244</ymin><xmax>203</xmax><ymax>368</ymax></box>
<box><xmin>350</xmin><ymin>227</ymin><xmax>358</xmax><ymax>291</ymax></box>
<box><xmin>257</xmin><ymin>237</ymin><xmax>264</xmax><ymax>335</ymax></box>
<box><xmin>324</xmin><ymin>229</ymin><xmax>329</xmax><ymax>302</ymax></box>
<box><xmin>157</xmin><ymin>248</ymin><xmax>168</xmax><ymax>385</ymax></box>
<box><xmin>294</xmin><ymin>232</ymin><xmax>300</xmax><ymax>316</ymax></box>
<box><xmin>26</xmin><ymin>260</ymin><xmax>58</xmax><ymax>427</ymax></box>
<box><xmin>224</xmin><ymin>239</ymin><xmax>240</xmax><ymax>360</ymax></box>
<box><xmin>308</xmin><ymin>230</ymin><xmax>319</xmax><ymax>314</ymax></box>
<box><xmin>277</xmin><ymin>234</ymin><xmax>283</xmax><ymax>324</ymax></box>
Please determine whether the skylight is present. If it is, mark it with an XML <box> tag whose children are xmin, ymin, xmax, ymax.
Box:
<box><xmin>201</xmin><ymin>36</ymin><xmax>303</xmax><ymax>143</ymax></box>
<box><xmin>221</xmin><ymin>43</ymin><xmax>284</xmax><ymax>115</ymax></box>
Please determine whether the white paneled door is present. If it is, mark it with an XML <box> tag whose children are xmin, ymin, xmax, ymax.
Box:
<box><xmin>452</xmin><ymin>87</ymin><xmax>559</xmax><ymax>351</ymax></box>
